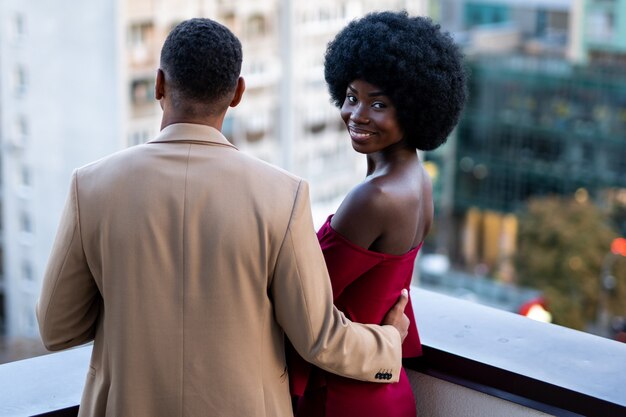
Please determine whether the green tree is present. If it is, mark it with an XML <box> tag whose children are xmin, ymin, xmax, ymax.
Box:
<box><xmin>515</xmin><ymin>196</ymin><xmax>626</xmax><ymax>331</ymax></box>
<box><xmin>610</xmin><ymin>202</ymin><xmax>626</xmax><ymax>237</ymax></box>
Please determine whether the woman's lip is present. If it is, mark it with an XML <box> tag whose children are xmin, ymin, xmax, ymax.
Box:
<box><xmin>348</xmin><ymin>126</ymin><xmax>376</xmax><ymax>141</ymax></box>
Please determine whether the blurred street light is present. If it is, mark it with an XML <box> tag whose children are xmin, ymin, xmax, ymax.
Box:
<box><xmin>519</xmin><ymin>297</ymin><xmax>552</xmax><ymax>323</ymax></box>
<box><xmin>611</xmin><ymin>237</ymin><xmax>626</xmax><ymax>257</ymax></box>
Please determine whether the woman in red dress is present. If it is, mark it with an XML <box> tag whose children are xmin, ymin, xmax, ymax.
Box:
<box><xmin>289</xmin><ymin>11</ymin><xmax>466</xmax><ymax>417</ymax></box>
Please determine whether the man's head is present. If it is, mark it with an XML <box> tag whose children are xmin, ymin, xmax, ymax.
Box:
<box><xmin>158</xmin><ymin>18</ymin><xmax>243</xmax><ymax>116</ymax></box>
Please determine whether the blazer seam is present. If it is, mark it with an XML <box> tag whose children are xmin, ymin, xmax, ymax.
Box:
<box><xmin>73</xmin><ymin>170</ymin><xmax>91</xmax><ymax>274</ymax></box>
<box><xmin>180</xmin><ymin>143</ymin><xmax>192</xmax><ymax>417</ymax></box>
<box><xmin>278</xmin><ymin>180</ymin><xmax>316</xmax><ymax>346</ymax></box>
<box><xmin>41</xmin><ymin>197</ymin><xmax>80</xmax><ymax>336</ymax></box>
<box><xmin>286</xmin><ymin>226</ymin><xmax>316</xmax><ymax>346</ymax></box>
<box><xmin>271</xmin><ymin>179</ymin><xmax>302</xmax><ymax>288</ymax></box>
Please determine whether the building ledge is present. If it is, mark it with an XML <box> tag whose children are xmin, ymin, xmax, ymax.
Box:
<box><xmin>409</xmin><ymin>288</ymin><xmax>626</xmax><ymax>416</ymax></box>
<box><xmin>0</xmin><ymin>288</ymin><xmax>624</xmax><ymax>416</ymax></box>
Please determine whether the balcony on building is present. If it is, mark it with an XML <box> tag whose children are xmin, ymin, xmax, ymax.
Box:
<box><xmin>1</xmin><ymin>287</ymin><xmax>624</xmax><ymax>417</ymax></box>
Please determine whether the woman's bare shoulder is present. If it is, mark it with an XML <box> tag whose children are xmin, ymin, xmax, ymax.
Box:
<box><xmin>333</xmin><ymin>164</ymin><xmax>434</xmax><ymax>252</ymax></box>
<box><xmin>330</xmin><ymin>179</ymin><xmax>398</xmax><ymax>249</ymax></box>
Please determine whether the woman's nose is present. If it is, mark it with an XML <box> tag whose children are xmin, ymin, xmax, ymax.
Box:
<box><xmin>350</xmin><ymin>105</ymin><xmax>369</xmax><ymax>124</ymax></box>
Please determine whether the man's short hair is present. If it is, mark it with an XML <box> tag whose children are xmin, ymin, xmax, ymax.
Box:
<box><xmin>160</xmin><ymin>18</ymin><xmax>242</xmax><ymax>105</ymax></box>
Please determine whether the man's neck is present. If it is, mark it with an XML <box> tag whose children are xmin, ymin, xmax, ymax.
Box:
<box><xmin>160</xmin><ymin>113</ymin><xmax>225</xmax><ymax>131</ymax></box>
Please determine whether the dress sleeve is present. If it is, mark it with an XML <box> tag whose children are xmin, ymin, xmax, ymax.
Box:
<box><xmin>317</xmin><ymin>224</ymin><xmax>383</xmax><ymax>300</ymax></box>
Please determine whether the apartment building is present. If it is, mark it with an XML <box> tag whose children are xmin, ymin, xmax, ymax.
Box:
<box><xmin>0</xmin><ymin>0</ymin><xmax>126</xmax><ymax>338</ymax></box>
<box><xmin>425</xmin><ymin>0</ymin><xmax>626</xmax><ymax>278</ymax></box>
<box><xmin>584</xmin><ymin>0</ymin><xmax>626</xmax><ymax>63</ymax></box>
<box><xmin>0</xmin><ymin>0</ymin><xmax>427</xmax><ymax>339</ymax></box>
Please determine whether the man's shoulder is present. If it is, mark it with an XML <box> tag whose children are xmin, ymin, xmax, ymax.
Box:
<box><xmin>229</xmin><ymin>150</ymin><xmax>303</xmax><ymax>187</ymax></box>
<box><xmin>75</xmin><ymin>144</ymin><xmax>305</xmax><ymax>194</ymax></box>
<box><xmin>76</xmin><ymin>145</ymin><xmax>143</xmax><ymax>174</ymax></box>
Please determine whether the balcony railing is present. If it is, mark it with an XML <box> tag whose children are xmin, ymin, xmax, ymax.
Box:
<box><xmin>1</xmin><ymin>288</ymin><xmax>625</xmax><ymax>417</ymax></box>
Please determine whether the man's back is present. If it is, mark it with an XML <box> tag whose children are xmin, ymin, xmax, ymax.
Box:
<box><xmin>42</xmin><ymin>124</ymin><xmax>303</xmax><ymax>415</ymax></box>
<box><xmin>89</xmin><ymin>124</ymin><xmax>304</xmax><ymax>415</ymax></box>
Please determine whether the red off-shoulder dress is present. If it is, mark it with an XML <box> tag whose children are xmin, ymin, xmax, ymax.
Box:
<box><xmin>288</xmin><ymin>215</ymin><xmax>422</xmax><ymax>417</ymax></box>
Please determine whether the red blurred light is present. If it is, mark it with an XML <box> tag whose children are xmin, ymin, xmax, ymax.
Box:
<box><xmin>518</xmin><ymin>297</ymin><xmax>552</xmax><ymax>322</ymax></box>
<box><xmin>611</xmin><ymin>238</ymin><xmax>626</xmax><ymax>257</ymax></box>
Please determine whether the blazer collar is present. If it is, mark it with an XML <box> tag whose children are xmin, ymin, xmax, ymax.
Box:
<box><xmin>148</xmin><ymin>123</ymin><xmax>237</xmax><ymax>150</ymax></box>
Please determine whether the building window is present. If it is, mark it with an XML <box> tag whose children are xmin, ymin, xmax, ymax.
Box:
<box><xmin>301</xmin><ymin>6</ymin><xmax>344</xmax><ymax>25</ymax></box>
<box><xmin>464</xmin><ymin>4</ymin><xmax>510</xmax><ymax>28</ymax></box>
<box><xmin>587</xmin><ymin>11</ymin><xmax>615</xmax><ymax>41</ymax></box>
<box><xmin>20</xmin><ymin>212</ymin><xmax>32</xmax><ymax>233</ymax></box>
<box><xmin>7</xmin><ymin>116</ymin><xmax>29</xmax><ymax>150</ymax></box>
<box><xmin>128</xmin><ymin>22</ymin><xmax>154</xmax><ymax>64</ymax></box>
<box><xmin>247</xmin><ymin>14</ymin><xmax>267</xmax><ymax>37</ymax></box>
<box><xmin>131</xmin><ymin>78</ymin><xmax>155</xmax><ymax>105</ymax></box>
<box><xmin>246</xmin><ymin>114</ymin><xmax>268</xmax><ymax>143</ymax></box>
<box><xmin>127</xmin><ymin>22</ymin><xmax>152</xmax><ymax>47</ymax></box>
<box><xmin>247</xmin><ymin>60</ymin><xmax>266</xmax><ymax>75</ymax></box>
<box><xmin>23</xmin><ymin>303</ymin><xmax>36</xmax><ymax>333</ymax></box>
<box><xmin>20</xmin><ymin>166</ymin><xmax>32</xmax><ymax>187</ymax></box>
<box><xmin>305</xmin><ymin>109</ymin><xmax>328</xmax><ymax>135</ymax></box>
<box><xmin>14</xmin><ymin>65</ymin><xmax>28</xmax><ymax>96</ymax></box>
<box><xmin>16</xmin><ymin>115</ymin><xmax>29</xmax><ymax>137</ymax></box>
<box><xmin>12</xmin><ymin>13</ymin><xmax>26</xmax><ymax>41</ymax></box>
<box><xmin>22</xmin><ymin>260</ymin><xmax>33</xmax><ymax>281</ymax></box>
<box><xmin>128</xmin><ymin>129</ymin><xmax>151</xmax><ymax>146</ymax></box>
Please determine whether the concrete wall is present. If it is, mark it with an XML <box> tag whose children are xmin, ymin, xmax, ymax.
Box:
<box><xmin>408</xmin><ymin>370</ymin><xmax>555</xmax><ymax>417</ymax></box>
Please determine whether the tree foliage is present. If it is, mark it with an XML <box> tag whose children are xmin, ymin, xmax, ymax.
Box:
<box><xmin>515</xmin><ymin>196</ymin><xmax>626</xmax><ymax>331</ymax></box>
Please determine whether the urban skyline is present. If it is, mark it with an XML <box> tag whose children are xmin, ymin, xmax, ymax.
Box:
<box><xmin>1</xmin><ymin>0</ymin><xmax>625</xmax><ymax>360</ymax></box>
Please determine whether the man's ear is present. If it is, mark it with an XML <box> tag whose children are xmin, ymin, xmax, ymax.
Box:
<box><xmin>155</xmin><ymin>69</ymin><xmax>165</xmax><ymax>100</ymax></box>
<box><xmin>229</xmin><ymin>77</ymin><xmax>245</xmax><ymax>108</ymax></box>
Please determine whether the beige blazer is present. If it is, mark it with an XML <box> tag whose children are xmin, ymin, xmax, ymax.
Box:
<box><xmin>37</xmin><ymin>123</ymin><xmax>402</xmax><ymax>417</ymax></box>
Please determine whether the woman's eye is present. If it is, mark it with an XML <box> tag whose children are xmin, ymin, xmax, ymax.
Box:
<box><xmin>346</xmin><ymin>95</ymin><xmax>357</xmax><ymax>104</ymax></box>
<box><xmin>372</xmin><ymin>102</ymin><xmax>387</xmax><ymax>109</ymax></box>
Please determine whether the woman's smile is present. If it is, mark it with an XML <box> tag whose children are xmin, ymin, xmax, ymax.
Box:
<box><xmin>348</xmin><ymin>126</ymin><xmax>377</xmax><ymax>142</ymax></box>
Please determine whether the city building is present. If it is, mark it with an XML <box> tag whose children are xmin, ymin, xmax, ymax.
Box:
<box><xmin>583</xmin><ymin>0</ymin><xmax>626</xmax><ymax>64</ymax></box>
<box><xmin>0</xmin><ymin>0</ymin><xmax>127</xmax><ymax>338</ymax></box>
<box><xmin>425</xmin><ymin>0</ymin><xmax>626</xmax><ymax>282</ymax></box>
<box><xmin>0</xmin><ymin>0</ymin><xmax>427</xmax><ymax>341</ymax></box>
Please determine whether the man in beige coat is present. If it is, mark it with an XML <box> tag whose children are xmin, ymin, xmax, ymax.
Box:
<box><xmin>37</xmin><ymin>18</ymin><xmax>409</xmax><ymax>416</ymax></box>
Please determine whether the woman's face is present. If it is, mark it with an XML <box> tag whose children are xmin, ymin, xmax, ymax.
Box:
<box><xmin>340</xmin><ymin>79</ymin><xmax>404</xmax><ymax>154</ymax></box>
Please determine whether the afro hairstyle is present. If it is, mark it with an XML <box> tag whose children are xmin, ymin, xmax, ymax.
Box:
<box><xmin>324</xmin><ymin>11</ymin><xmax>467</xmax><ymax>151</ymax></box>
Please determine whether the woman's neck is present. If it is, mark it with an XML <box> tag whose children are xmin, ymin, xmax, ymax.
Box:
<box><xmin>366</xmin><ymin>142</ymin><xmax>419</xmax><ymax>177</ymax></box>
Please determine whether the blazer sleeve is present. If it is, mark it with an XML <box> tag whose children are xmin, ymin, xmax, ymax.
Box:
<box><xmin>272</xmin><ymin>180</ymin><xmax>402</xmax><ymax>383</ymax></box>
<box><xmin>36</xmin><ymin>170</ymin><xmax>101</xmax><ymax>351</ymax></box>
